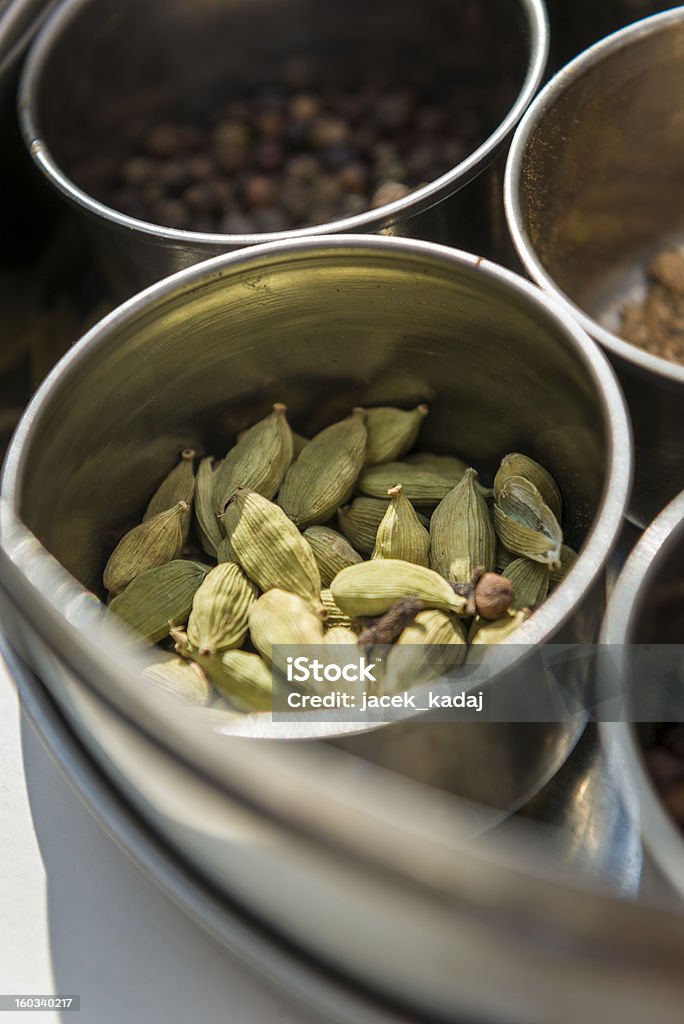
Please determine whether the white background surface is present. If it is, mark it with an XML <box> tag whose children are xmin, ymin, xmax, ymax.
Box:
<box><xmin>0</xmin><ymin>655</ymin><xmax>318</xmax><ymax>1024</ymax></box>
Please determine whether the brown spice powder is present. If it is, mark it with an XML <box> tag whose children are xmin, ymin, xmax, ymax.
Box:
<box><xmin>620</xmin><ymin>248</ymin><xmax>684</xmax><ymax>364</ymax></box>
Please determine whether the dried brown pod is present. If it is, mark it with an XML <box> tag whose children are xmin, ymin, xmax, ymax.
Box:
<box><xmin>357</xmin><ymin>596</ymin><xmax>424</xmax><ymax>646</ymax></box>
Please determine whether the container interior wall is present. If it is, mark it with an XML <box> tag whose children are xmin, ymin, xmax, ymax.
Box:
<box><xmin>34</xmin><ymin>0</ymin><xmax>527</xmax><ymax>178</ymax></box>
<box><xmin>520</xmin><ymin>18</ymin><xmax>684</xmax><ymax>316</ymax></box>
<box><xmin>11</xmin><ymin>249</ymin><xmax>609</xmax><ymax>592</ymax></box>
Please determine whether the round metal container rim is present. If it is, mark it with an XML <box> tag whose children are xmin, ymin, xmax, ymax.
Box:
<box><xmin>3</xmin><ymin>232</ymin><xmax>633</xmax><ymax>658</ymax></box>
<box><xmin>600</xmin><ymin>489</ymin><xmax>684</xmax><ymax>648</ymax></box>
<box><xmin>599</xmin><ymin>488</ymin><xmax>684</xmax><ymax>894</ymax></box>
<box><xmin>504</xmin><ymin>5</ymin><xmax>684</xmax><ymax>386</ymax></box>
<box><xmin>18</xmin><ymin>0</ymin><xmax>549</xmax><ymax>244</ymax></box>
<box><xmin>0</xmin><ymin>0</ymin><xmax>58</xmax><ymax>75</ymax></box>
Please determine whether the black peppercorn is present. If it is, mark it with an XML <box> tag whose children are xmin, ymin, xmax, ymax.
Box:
<box><xmin>243</xmin><ymin>175</ymin><xmax>277</xmax><ymax>209</ymax></box>
<box><xmin>101</xmin><ymin>66</ymin><xmax>514</xmax><ymax>234</ymax></box>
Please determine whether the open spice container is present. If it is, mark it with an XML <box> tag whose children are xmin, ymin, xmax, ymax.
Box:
<box><xmin>18</xmin><ymin>0</ymin><xmax>548</xmax><ymax>294</ymax></box>
<box><xmin>505</xmin><ymin>8</ymin><xmax>684</xmax><ymax>526</ymax></box>
<box><xmin>600</xmin><ymin>489</ymin><xmax>684</xmax><ymax>898</ymax></box>
<box><xmin>4</xmin><ymin>236</ymin><xmax>684</xmax><ymax>1024</ymax></box>
<box><xmin>0</xmin><ymin>233</ymin><xmax>631</xmax><ymax>873</ymax></box>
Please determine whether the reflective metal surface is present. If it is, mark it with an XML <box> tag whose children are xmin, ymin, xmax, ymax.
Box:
<box><xmin>2</xmin><ymin>235</ymin><xmax>632</xmax><ymax>816</ymax></box>
<box><xmin>601</xmin><ymin>490</ymin><xmax>684</xmax><ymax>897</ymax></box>
<box><xmin>515</xmin><ymin>723</ymin><xmax>643</xmax><ymax>893</ymax></box>
<box><xmin>19</xmin><ymin>0</ymin><xmax>548</xmax><ymax>294</ymax></box>
<box><xmin>505</xmin><ymin>9</ymin><xmax>684</xmax><ymax>527</ymax></box>
<box><xmin>1</xmin><ymin>496</ymin><xmax>683</xmax><ymax>1024</ymax></box>
<box><xmin>0</xmin><ymin>0</ymin><xmax>54</xmax><ymax>64</ymax></box>
<box><xmin>9</xmin><ymin>637</ymin><xmax>646</xmax><ymax>1024</ymax></box>
<box><xmin>7</xmin><ymin>641</ymin><xmax>418</xmax><ymax>1024</ymax></box>
<box><xmin>0</xmin><ymin>236</ymin><xmax>646</xmax><ymax>1023</ymax></box>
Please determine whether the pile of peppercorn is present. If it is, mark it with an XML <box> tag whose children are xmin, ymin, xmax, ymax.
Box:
<box><xmin>104</xmin><ymin>79</ymin><xmax>501</xmax><ymax>233</ymax></box>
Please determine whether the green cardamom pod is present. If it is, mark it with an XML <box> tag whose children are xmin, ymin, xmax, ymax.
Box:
<box><xmin>385</xmin><ymin>609</ymin><xmax>467</xmax><ymax>693</ymax></box>
<box><xmin>216</xmin><ymin>535</ymin><xmax>237</xmax><ymax>563</ymax></box>
<box><xmin>174</xmin><ymin>635</ymin><xmax>275</xmax><ymax>713</ymax></box>
<box><xmin>429</xmin><ymin>468</ymin><xmax>495</xmax><ymax>583</ymax></box>
<box><xmin>103</xmin><ymin>500</ymin><xmax>189</xmax><ymax>594</ymax></box>
<box><xmin>210</xmin><ymin>650</ymin><xmax>274</xmax><ymax>711</ymax></box>
<box><xmin>372</xmin><ymin>484</ymin><xmax>430</xmax><ymax>565</ymax></box>
<box><xmin>292</xmin><ymin>432</ymin><xmax>310</xmax><ymax>459</ymax></box>
<box><xmin>213</xmin><ymin>403</ymin><xmax>293</xmax><ymax>514</ymax></box>
<box><xmin>278</xmin><ymin>408</ymin><xmax>367</xmax><ymax>527</ymax></box>
<box><xmin>187</xmin><ymin>562</ymin><xmax>259</xmax><ymax>654</ymax></box>
<box><xmin>364</xmin><ymin>403</ymin><xmax>428</xmax><ymax>465</ymax></box>
<box><xmin>494</xmin><ymin>475</ymin><xmax>563</xmax><ymax>569</ymax></box>
<box><xmin>108</xmin><ymin>559</ymin><xmax>208</xmax><ymax>643</ymax></box>
<box><xmin>331</xmin><ymin>560</ymin><xmax>467</xmax><ymax>618</ymax></box>
<box><xmin>320</xmin><ymin>588</ymin><xmax>354</xmax><ymax>630</ymax></box>
<box><xmin>337</xmin><ymin>499</ymin><xmax>429</xmax><ymax>557</ymax></box>
<box><xmin>323</xmin><ymin>626</ymin><xmax>364</xmax><ymax>696</ymax></box>
<box><xmin>395</xmin><ymin>608</ymin><xmax>468</xmax><ymax>646</ymax></box>
<box><xmin>356</xmin><ymin>461</ymin><xmax>453</xmax><ymax>505</ymax></box>
<box><xmin>195</xmin><ymin>456</ymin><xmax>225</xmax><ymax>557</ymax></box>
<box><xmin>494</xmin><ymin>453</ymin><xmax>562</xmax><ymax>521</ymax></box>
<box><xmin>495</xmin><ymin>542</ymin><xmax>517</xmax><ymax>574</ymax></box>
<box><xmin>550</xmin><ymin>544</ymin><xmax>578</xmax><ymax>586</ymax></box>
<box><xmin>171</xmin><ymin>626</ymin><xmax>272</xmax><ymax>708</ymax></box>
<box><xmin>222</xmin><ymin>488</ymin><xmax>320</xmax><ymax>603</ymax></box>
<box><xmin>142</xmin><ymin>653</ymin><xmax>212</xmax><ymax>706</ymax></box>
<box><xmin>503</xmin><ymin>557</ymin><xmax>550</xmax><ymax>610</ymax></box>
<box><xmin>467</xmin><ymin>608</ymin><xmax>531</xmax><ymax>646</ymax></box>
<box><xmin>404</xmin><ymin>451</ymin><xmax>469</xmax><ymax>483</ymax></box>
<box><xmin>303</xmin><ymin>525</ymin><xmax>363</xmax><ymax>587</ymax></box>
<box><xmin>324</xmin><ymin>626</ymin><xmax>359</xmax><ymax>646</ymax></box>
<box><xmin>144</xmin><ymin>449</ymin><xmax>196</xmax><ymax>537</ymax></box>
<box><xmin>337</xmin><ymin>497</ymin><xmax>392</xmax><ymax>556</ymax></box>
<box><xmin>248</xmin><ymin>589</ymin><xmax>325</xmax><ymax>670</ymax></box>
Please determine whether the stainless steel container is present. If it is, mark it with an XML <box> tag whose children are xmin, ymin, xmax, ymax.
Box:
<box><xmin>505</xmin><ymin>8</ymin><xmax>684</xmax><ymax>527</ymax></box>
<box><xmin>1</xmin><ymin>230</ymin><xmax>630</xmax><ymax>798</ymax></box>
<box><xmin>0</xmin><ymin>236</ymin><xmax>655</xmax><ymax>1023</ymax></box>
<box><xmin>19</xmin><ymin>0</ymin><xmax>548</xmax><ymax>295</ymax></box>
<box><xmin>601</xmin><ymin>490</ymin><xmax>684</xmax><ymax>898</ymax></box>
<box><xmin>0</xmin><ymin>0</ymin><xmax>55</xmax><ymax>99</ymax></box>
<box><xmin>3</xmin><ymin>519</ymin><xmax>684</xmax><ymax>1024</ymax></box>
<box><xmin>2</xmin><ymin>233</ymin><xmax>633</xmax><ymax>816</ymax></box>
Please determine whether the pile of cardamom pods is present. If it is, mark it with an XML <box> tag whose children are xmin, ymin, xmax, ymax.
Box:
<box><xmin>102</xmin><ymin>403</ymin><xmax>577</xmax><ymax>712</ymax></box>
